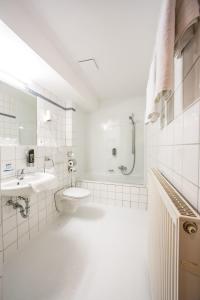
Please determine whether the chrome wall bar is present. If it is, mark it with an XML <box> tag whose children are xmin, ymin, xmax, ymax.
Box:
<box><xmin>0</xmin><ymin>112</ymin><xmax>16</xmax><ymax>119</ymax></box>
<box><xmin>27</xmin><ymin>88</ymin><xmax>76</xmax><ymax>112</ymax></box>
<box><xmin>66</xmin><ymin>107</ymin><xmax>76</xmax><ymax>111</ymax></box>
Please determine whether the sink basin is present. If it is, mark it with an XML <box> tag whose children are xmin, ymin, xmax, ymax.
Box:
<box><xmin>1</xmin><ymin>172</ymin><xmax>57</xmax><ymax>197</ymax></box>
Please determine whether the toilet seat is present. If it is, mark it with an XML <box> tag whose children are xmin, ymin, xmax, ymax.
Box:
<box><xmin>63</xmin><ymin>187</ymin><xmax>90</xmax><ymax>199</ymax></box>
<box><xmin>60</xmin><ymin>187</ymin><xmax>91</xmax><ymax>213</ymax></box>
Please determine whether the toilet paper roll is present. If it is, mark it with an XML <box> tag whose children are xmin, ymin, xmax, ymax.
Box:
<box><xmin>68</xmin><ymin>159</ymin><xmax>77</xmax><ymax>167</ymax></box>
<box><xmin>68</xmin><ymin>160</ymin><xmax>74</xmax><ymax>167</ymax></box>
<box><xmin>68</xmin><ymin>167</ymin><xmax>76</xmax><ymax>173</ymax></box>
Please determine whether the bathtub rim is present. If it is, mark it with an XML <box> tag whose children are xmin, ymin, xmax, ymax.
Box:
<box><xmin>77</xmin><ymin>178</ymin><xmax>146</xmax><ymax>188</ymax></box>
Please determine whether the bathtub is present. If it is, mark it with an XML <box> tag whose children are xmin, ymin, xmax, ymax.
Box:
<box><xmin>77</xmin><ymin>172</ymin><xmax>147</xmax><ymax>210</ymax></box>
<box><xmin>80</xmin><ymin>172</ymin><xmax>144</xmax><ymax>185</ymax></box>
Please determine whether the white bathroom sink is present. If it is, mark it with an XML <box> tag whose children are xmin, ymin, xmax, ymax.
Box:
<box><xmin>1</xmin><ymin>172</ymin><xmax>57</xmax><ymax>197</ymax></box>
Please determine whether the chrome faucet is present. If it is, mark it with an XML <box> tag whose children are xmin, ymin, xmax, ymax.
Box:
<box><xmin>118</xmin><ymin>165</ymin><xmax>127</xmax><ymax>172</ymax></box>
<box><xmin>17</xmin><ymin>169</ymin><xmax>25</xmax><ymax>180</ymax></box>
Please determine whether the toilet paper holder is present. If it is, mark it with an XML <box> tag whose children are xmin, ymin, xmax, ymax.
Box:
<box><xmin>68</xmin><ymin>159</ymin><xmax>77</xmax><ymax>173</ymax></box>
<box><xmin>68</xmin><ymin>159</ymin><xmax>77</xmax><ymax>167</ymax></box>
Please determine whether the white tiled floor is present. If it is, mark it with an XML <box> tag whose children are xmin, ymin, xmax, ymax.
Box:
<box><xmin>3</xmin><ymin>204</ymin><xmax>150</xmax><ymax>300</ymax></box>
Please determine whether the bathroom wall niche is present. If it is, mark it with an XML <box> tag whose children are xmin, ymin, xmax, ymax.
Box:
<box><xmin>0</xmin><ymin>81</ymin><xmax>37</xmax><ymax>145</ymax></box>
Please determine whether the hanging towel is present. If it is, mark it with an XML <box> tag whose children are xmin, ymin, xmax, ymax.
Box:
<box><xmin>145</xmin><ymin>57</ymin><xmax>160</xmax><ymax>124</ymax></box>
<box><xmin>154</xmin><ymin>0</ymin><xmax>176</xmax><ymax>103</ymax></box>
<box><xmin>145</xmin><ymin>0</ymin><xmax>200</xmax><ymax>124</ymax></box>
<box><xmin>175</xmin><ymin>0</ymin><xmax>200</xmax><ymax>57</ymax></box>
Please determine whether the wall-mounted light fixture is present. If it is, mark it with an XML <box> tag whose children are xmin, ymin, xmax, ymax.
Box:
<box><xmin>43</xmin><ymin>110</ymin><xmax>52</xmax><ymax>122</ymax></box>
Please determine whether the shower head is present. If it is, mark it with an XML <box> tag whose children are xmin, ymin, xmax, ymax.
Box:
<box><xmin>129</xmin><ymin>114</ymin><xmax>135</xmax><ymax>125</ymax></box>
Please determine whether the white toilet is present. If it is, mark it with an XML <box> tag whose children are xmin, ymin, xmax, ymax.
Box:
<box><xmin>61</xmin><ymin>187</ymin><xmax>91</xmax><ymax>213</ymax></box>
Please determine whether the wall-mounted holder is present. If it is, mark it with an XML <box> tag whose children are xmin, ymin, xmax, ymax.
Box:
<box><xmin>68</xmin><ymin>158</ymin><xmax>77</xmax><ymax>187</ymax></box>
<box><xmin>26</xmin><ymin>149</ymin><xmax>35</xmax><ymax>167</ymax></box>
<box><xmin>68</xmin><ymin>159</ymin><xmax>77</xmax><ymax>173</ymax></box>
<box><xmin>6</xmin><ymin>196</ymin><xmax>30</xmax><ymax>218</ymax></box>
<box><xmin>43</xmin><ymin>110</ymin><xmax>52</xmax><ymax>122</ymax></box>
<box><xmin>44</xmin><ymin>156</ymin><xmax>55</xmax><ymax>172</ymax></box>
<box><xmin>112</xmin><ymin>148</ymin><xmax>117</xmax><ymax>156</ymax></box>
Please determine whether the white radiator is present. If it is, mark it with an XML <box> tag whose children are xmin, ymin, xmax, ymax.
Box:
<box><xmin>148</xmin><ymin>169</ymin><xmax>200</xmax><ymax>300</ymax></box>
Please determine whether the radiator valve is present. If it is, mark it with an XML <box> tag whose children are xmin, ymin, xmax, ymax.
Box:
<box><xmin>183</xmin><ymin>221</ymin><xmax>198</xmax><ymax>235</ymax></box>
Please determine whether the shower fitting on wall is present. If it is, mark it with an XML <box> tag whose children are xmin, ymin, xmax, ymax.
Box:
<box><xmin>118</xmin><ymin>113</ymin><xmax>136</xmax><ymax>175</ymax></box>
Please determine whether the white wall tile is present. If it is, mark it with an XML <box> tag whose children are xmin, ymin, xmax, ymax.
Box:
<box><xmin>182</xmin><ymin>145</ymin><xmax>199</xmax><ymax>185</ymax></box>
<box><xmin>183</xmin><ymin>56</ymin><xmax>200</xmax><ymax>109</ymax></box>
<box><xmin>1</xmin><ymin>146</ymin><xmax>15</xmax><ymax>161</ymax></box>
<box><xmin>0</xmin><ymin>145</ymin><xmax>66</xmax><ymax>265</ymax></box>
<box><xmin>3</xmin><ymin>242</ymin><xmax>17</xmax><ymax>263</ymax></box>
<box><xmin>3</xmin><ymin>215</ymin><xmax>17</xmax><ymax>235</ymax></box>
<box><xmin>172</xmin><ymin>173</ymin><xmax>182</xmax><ymax>194</ymax></box>
<box><xmin>18</xmin><ymin>221</ymin><xmax>29</xmax><ymax>238</ymax></box>
<box><xmin>174</xmin><ymin>115</ymin><xmax>183</xmax><ymax>145</ymax></box>
<box><xmin>18</xmin><ymin>233</ymin><xmax>29</xmax><ymax>250</ymax></box>
<box><xmin>3</xmin><ymin>228</ymin><xmax>17</xmax><ymax>249</ymax></box>
<box><xmin>79</xmin><ymin>180</ymin><xmax>147</xmax><ymax>210</ymax></box>
<box><xmin>174</xmin><ymin>55</ymin><xmax>184</xmax><ymax>114</ymax></box>
<box><xmin>173</xmin><ymin>146</ymin><xmax>183</xmax><ymax>175</ymax></box>
<box><xmin>182</xmin><ymin>178</ymin><xmax>198</xmax><ymax>210</ymax></box>
<box><xmin>183</xmin><ymin>102</ymin><xmax>200</xmax><ymax>144</ymax></box>
<box><xmin>85</xmin><ymin>98</ymin><xmax>145</xmax><ymax>180</ymax></box>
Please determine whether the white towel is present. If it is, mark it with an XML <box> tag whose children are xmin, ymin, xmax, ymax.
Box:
<box><xmin>145</xmin><ymin>0</ymin><xmax>200</xmax><ymax>124</ymax></box>
<box><xmin>175</xmin><ymin>0</ymin><xmax>200</xmax><ymax>57</ymax></box>
<box><xmin>154</xmin><ymin>0</ymin><xmax>176</xmax><ymax>103</ymax></box>
<box><xmin>31</xmin><ymin>173</ymin><xmax>57</xmax><ymax>193</ymax></box>
<box><xmin>145</xmin><ymin>57</ymin><xmax>160</xmax><ymax>124</ymax></box>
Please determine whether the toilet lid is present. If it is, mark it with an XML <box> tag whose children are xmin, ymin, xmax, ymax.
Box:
<box><xmin>63</xmin><ymin>187</ymin><xmax>90</xmax><ymax>199</ymax></box>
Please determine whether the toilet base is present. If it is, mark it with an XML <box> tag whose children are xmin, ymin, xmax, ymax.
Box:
<box><xmin>57</xmin><ymin>187</ymin><xmax>91</xmax><ymax>214</ymax></box>
<box><xmin>61</xmin><ymin>199</ymin><xmax>79</xmax><ymax>213</ymax></box>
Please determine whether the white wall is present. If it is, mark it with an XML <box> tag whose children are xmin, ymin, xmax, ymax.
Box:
<box><xmin>37</xmin><ymin>96</ymin><xmax>66</xmax><ymax>146</ymax></box>
<box><xmin>0</xmin><ymin>82</ymin><xmax>37</xmax><ymax>145</ymax></box>
<box><xmin>85</xmin><ymin>98</ymin><xmax>145</xmax><ymax>181</ymax></box>
<box><xmin>147</xmin><ymin>24</ymin><xmax>200</xmax><ymax>213</ymax></box>
<box><xmin>65</xmin><ymin>104</ymin><xmax>88</xmax><ymax>179</ymax></box>
<box><xmin>0</xmin><ymin>82</ymin><xmax>71</xmax><ymax>295</ymax></box>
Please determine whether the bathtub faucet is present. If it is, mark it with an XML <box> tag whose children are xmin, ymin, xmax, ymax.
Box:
<box><xmin>118</xmin><ymin>165</ymin><xmax>127</xmax><ymax>172</ymax></box>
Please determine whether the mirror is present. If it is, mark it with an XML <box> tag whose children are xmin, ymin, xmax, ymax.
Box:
<box><xmin>0</xmin><ymin>81</ymin><xmax>37</xmax><ymax>145</ymax></box>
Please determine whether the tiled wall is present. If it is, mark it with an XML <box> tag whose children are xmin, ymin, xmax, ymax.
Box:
<box><xmin>85</xmin><ymin>98</ymin><xmax>145</xmax><ymax>181</ymax></box>
<box><xmin>0</xmin><ymin>82</ymin><xmax>18</xmax><ymax>145</ymax></box>
<box><xmin>71</xmin><ymin>106</ymin><xmax>87</xmax><ymax>178</ymax></box>
<box><xmin>147</xmin><ymin>24</ymin><xmax>200</xmax><ymax>213</ymax></box>
<box><xmin>0</xmin><ymin>80</ymin><xmax>72</xmax><ymax>294</ymax></box>
<box><xmin>66</xmin><ymin>110</ymin><xmax>73</xmax><ymax>147</ymax></box>
<box><xmin>77</xmin><ymin>180</ymin><xmax>148</xmax><ymax>210</ymax></box>
<box><xmin>37</xmin><ymin>97</ymin><xmax>66</xmax><ymax>146</ymax></box>
<box><xmin>32</xmin><ymin>82</ymin><xmax>70</xmax><ymax>147</ymax></box>
<box><xmin>0</xmin><ymin>80</ymin><xmax>72</xmax><ymax>147</ymax></box>
<box><xmin>0</xmin><ymin>145</ymin><xmax>69</xmax><ymax>290</ymax></box>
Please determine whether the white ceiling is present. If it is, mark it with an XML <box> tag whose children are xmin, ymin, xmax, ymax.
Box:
<box><xmin>0</xmin><ymin>20</ymin><xmax>89</xmax><ymax>109</ymax></box>
<box><xmin>0</xmin><ymin>0</ymin><xmax>162</xmax><ymax>107</ymax></box>
<box><xmin>18</xmin><ymin>0</ymin><xmax>162</xmax><ymax>101</ymax></box>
